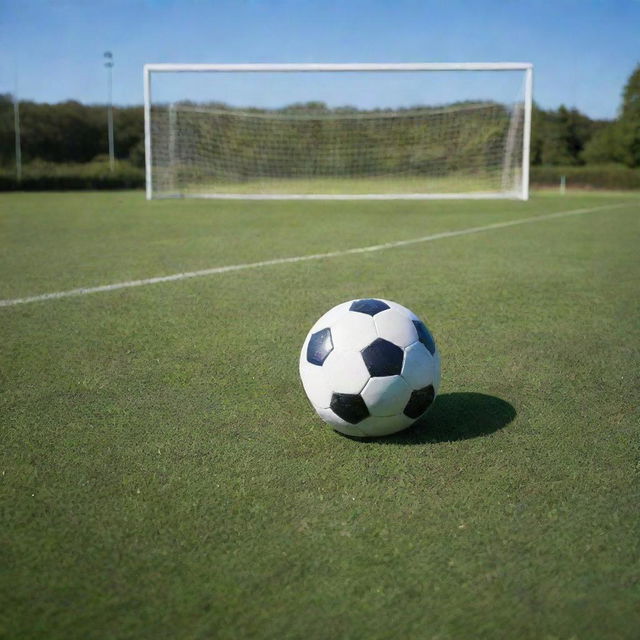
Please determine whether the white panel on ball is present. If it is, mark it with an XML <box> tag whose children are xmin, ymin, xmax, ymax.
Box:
<box><xmin>321</xmin><ymin>350</ymin><xmax>370</xmax><ymax>395</ymax></box>
<box><xmin>374</xmin><ymin>309</ymin><xmax>419</xmax><ymax>348</ymax></box>
<box><xmin>401</xmin><ymin>342</ymin><xmax>436</xmax><ymax>389</ymax></box>
<box><xmin>361</xmin><ymin>375</ymin><xmax>412</xmax><ymax>417</ymax></box>
<box><xmin>330</xmin><ymin>312</ymin><xmax>378</xmax><ymax>352</ymax></box>
<box><xmin>298</xmin><ymin>360</ymin><xmax>333</xmax><ymax>409</ymax></box>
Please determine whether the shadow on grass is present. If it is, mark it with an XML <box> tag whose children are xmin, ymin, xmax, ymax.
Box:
<box><xmin>360</xmin><ymin>392</ymin><xmax>516</xmax><ymax>445</ymax></box>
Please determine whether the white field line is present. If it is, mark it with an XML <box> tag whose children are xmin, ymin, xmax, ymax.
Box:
<box><xmin>0</xmin><ymin>203</ymin><xmax>629</xmax><ymax>309</ymax></box>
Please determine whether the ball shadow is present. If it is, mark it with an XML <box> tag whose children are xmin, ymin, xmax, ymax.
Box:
<box><xmin>366</xmin><ymin>392</ymin><xmax>516</xmax><ymax>445</ymax></box>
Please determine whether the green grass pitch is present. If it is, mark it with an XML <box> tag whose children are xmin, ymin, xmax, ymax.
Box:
<box><xmin>1</xmin><ymin>190</ymin><xmax>639</xmax><ymax>639</ymax></box>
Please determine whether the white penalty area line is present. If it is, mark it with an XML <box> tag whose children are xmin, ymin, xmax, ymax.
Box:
<box><xmin>0</xmin><ymin>202</ymin><xmax>629</xmax><ymax>309</ymax></box>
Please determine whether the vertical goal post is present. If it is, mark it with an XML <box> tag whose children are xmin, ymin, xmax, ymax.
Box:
<box><xmin>144</xmin><ymin>62</ymin><xmax>533</xmax><ymax>201</ymax></box>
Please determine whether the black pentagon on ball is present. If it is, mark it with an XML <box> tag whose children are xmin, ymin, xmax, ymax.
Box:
<box><xmin>330</xmin><ymin>393</ymin><xmax>370</xmax><ymax>424</ymax></box>
<box><xmin>349</xmin><ymin>298</ymin><xmax>390</xmax><ymax>316</ymax></box>
<box><xmin>403</xmin><ymin>384</ymin><xmax>435</xmax><ymax>419</ymax></box>
<box><xmin>361</xmin><ymin>338</ymin><xmax>404</xmax><ymax>377</ymax></box>
<box><xmin>412</xmin><ymin>320</ymin><xmax>436</xmax><ymax>355</ymax></box>
<box><xmin>306</xmin><ymin>327</ymin><xmax>333</xmax><ymax>366</ymax></box>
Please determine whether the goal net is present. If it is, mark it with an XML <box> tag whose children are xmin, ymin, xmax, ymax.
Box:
<box><xmin>144</xmin><ymin>63</ymin><xmax>532</xmax><ymax>200</ymax></box>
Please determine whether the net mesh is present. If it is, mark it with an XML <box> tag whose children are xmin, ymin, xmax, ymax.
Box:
<box><xmin>150</xmin><ymin>84</ymin><xmax>525</xmax><ymax>198</ymax></box>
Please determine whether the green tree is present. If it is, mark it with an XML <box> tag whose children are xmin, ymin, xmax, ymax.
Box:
<box><xmin>619</xmin><ymin>63</ymin><xmax>640</xmax><ymax>166</ymax></box>
<box><xmin>0</xmin><ymin>94</ymin><xmax>15</xmax><ymax>166</ymax></box>
<box><xmin>583</xmin><ymin>63</ymin><xmax>640</xmax><ymax>167</ymax></box>
<box><xmin>581</xmin><ymin>122</ymin><xmax>626</xmax><ymax>165</ymax></box>
<box><xmin>114</xmin><ymin>106</ymin><xmax>144</xmax><ymax>162</ymax></box>
<box><xmin>530</xmin><ymin>104</ymin><xmax>599</xmax><ymax>166</ymax></box>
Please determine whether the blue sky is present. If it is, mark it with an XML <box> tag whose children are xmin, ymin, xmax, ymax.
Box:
<box><xmin>1</xmin><ymin>0</ymin><xmax>639</xmax><ymax>119</ymax></box>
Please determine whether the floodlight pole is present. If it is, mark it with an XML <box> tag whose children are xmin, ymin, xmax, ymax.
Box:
<box><xmin>104</xmin><ymin>51</ymin><xmax>115</xmax><ymax>172</ymax></box>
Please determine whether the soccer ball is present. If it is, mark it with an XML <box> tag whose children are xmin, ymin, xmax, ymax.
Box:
<box><xmin>299</xmin><ymin>299</ymin><xmax>440</xmax><ymax>438</ymax></box>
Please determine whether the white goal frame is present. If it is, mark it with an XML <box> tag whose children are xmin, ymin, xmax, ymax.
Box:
<box><xmin>144</xmin><ymin>62</ymin><xmax>533</xmax><ymax>201</ymax></box>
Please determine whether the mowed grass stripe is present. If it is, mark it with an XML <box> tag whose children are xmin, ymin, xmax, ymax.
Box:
<box><xmin>0</xmin><ymin>202</ymin><xmax>628</xmax><ymax>308</ymax></box>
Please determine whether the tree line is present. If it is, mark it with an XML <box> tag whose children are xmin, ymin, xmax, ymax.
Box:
<box><xmin>0</xmin><ymin>64</ymin><xmax>638</xmax><ymax>171</ymax></box>
<box><xmin>529</xmin><ymin>64</ymin><xmax>639</xmax><ymax>167</ymax></box>
<box><xmin>0</xmin><ymin>98</ymin><xmax>145</xmax><ymax>167</ymax></box>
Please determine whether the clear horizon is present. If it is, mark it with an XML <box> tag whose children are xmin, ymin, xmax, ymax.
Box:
<box><xmin>1</xmin><ymin>0</ymin><xmax>639</xmax><ymax>120</ymax></box>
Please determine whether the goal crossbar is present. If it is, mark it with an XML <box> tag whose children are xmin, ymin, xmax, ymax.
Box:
<box><xmin>144</xmin><ymin>62</ymin><xmax>533</xmax><ymax>73</ymax></box>
<box><xmin>144</xmin><ymin>62</ymin><xmax>533</xmax><ymax>201</ymax></box>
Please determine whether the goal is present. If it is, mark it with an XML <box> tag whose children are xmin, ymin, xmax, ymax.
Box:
<box><xmin>144</xmin><ymin>63</ymin><xmax>533</xmax><ymax>200</ymax></box>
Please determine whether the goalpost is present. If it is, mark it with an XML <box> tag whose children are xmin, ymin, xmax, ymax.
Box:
<box><xmin>144</xmin><ymin>63</ymin><xmax>533</xmax><ymax>200</ymax></box>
